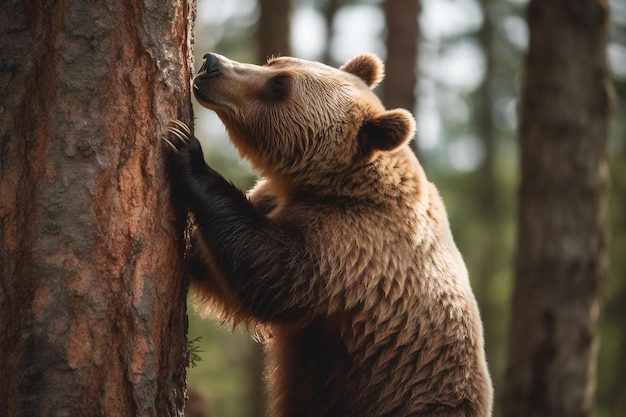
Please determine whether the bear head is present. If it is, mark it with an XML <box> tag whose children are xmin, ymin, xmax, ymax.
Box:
<box><xmin>193</xmin><ymin>53</ymin><xmax>416</xmax><ymax>183</ymax></box>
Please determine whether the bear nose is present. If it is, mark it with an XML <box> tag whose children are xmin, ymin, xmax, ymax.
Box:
<box><xmin>197</xmin><ymin>53</ymin><xmax>220</xmax><ymax>78</ymax></box>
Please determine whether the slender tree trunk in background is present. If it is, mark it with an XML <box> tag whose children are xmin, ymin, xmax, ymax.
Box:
<box><xmin>0</xmin><ymin>0</ymin><xmax>195</xmax><ymax>415</ymax></box>
<box><xmin>321</xmin><ymin>0</ymin><xmax>341</xmax><ymax>66</ymax></box>
<box><xmin>383</xmin><ymin>0</ymin><xmax>420</xmax><ymax>154</ymax></box>
<box><xmin>476</xmin><ymin>0</ymin><xmax>497</xmax><ymax>224</ymax></box>
<box><xmin>249</xmin><ymin>341</ymin><xmax>267</xmax><ymax>417</ymax></box>
<box><xmin>257</xmin><ymin>0</ymin><xmax>292</xmax><ymax>62</ymax></box>
<box><xmin>474</xmin><ymin>0</ymin><xmax>501</xmax><ymax>410</ymax></box>
<box><xmin>503</xmin><ymin>1</ymin><xmax>613</xmax><ymax>417</ymax></box>
<box><xmin>255</xmin><ymin>1</ymin><xmax>293</xmax><ymax>415</ymax></box>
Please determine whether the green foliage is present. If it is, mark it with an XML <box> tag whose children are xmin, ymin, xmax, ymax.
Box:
<box><xmin>187</xmin><ymin>336</ymin><xmax>204</xmax><ymax>369</ymax></box>
<box><xmin>186</xmin><ymin>301</ymin><xmax>260</xmax><ymax>417</ymax></box>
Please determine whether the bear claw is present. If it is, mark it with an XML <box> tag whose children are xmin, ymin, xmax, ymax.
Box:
<box><xmin>163</xmin><ymin>120</ymin><xmax>194</xmax><ymax>153</ymax></box>
<box><xmin>163</xmin><ymin>119</ymin><xmax>208</xmax><ymax>180</ymax></box>
<box><xmin>169</xmin><ymin>119</ymin><xmax>192</xmax><ymax>136</ymax></box>
<box><xmin>162</xmin><ymin>136</ymin><xmax>179</xmax><ymax>153</ymax></box>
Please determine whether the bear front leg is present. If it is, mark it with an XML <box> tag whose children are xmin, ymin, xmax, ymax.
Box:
<box><xmin>163</xmin><ymin>121</ymin><xmax>314</xmax><ymax>323</ymax></box>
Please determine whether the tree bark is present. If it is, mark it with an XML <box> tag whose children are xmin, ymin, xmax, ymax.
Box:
<box><xmin>0</xmin><ymin>0</ymin><xmax>195</xmax><ymax>416</ymax></box>
<box><xmin>383</xmin><ymin>0</ymin><xmax>420</xmax><ymax>154</ymax></box>
<box><xmin>257</xmin><ymin>0</ymin><xmax>292</xmax><ymax>62</ymax></box>
<box><xmin>503</xmin><ymin>1</ymin><xmax>613</xmax><ymax>417</ymax></box>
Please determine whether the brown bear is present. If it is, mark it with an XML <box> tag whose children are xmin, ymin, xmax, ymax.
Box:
<box><xmin>164</xmin><ymin>53</ymin><xmax>492</xmax><ymax>417</ymax></box>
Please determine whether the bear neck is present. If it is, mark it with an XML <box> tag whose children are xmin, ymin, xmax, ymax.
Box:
<box><xmin>267</xmin><ymin>146</ymin><xmax>426</xmax><ymax>205</ymax></box>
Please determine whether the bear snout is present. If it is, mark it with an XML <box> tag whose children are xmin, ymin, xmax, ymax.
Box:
<box><xmin>196</xmin><ymin>53</ymin><xmax>221</xmax><ymax>79</ymax></box>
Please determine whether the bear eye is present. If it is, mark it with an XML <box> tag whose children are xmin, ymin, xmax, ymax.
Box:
<box><xmin>263</xmin><ymin>75</ymin><xmax>290</xmax><ymax>101</ymax></box>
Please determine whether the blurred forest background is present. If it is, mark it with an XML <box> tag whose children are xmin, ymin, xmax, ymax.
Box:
<box><xmin>184</xmin><ymin>1</ymin><xmax>625</xmax><ymax>417</ymax></box>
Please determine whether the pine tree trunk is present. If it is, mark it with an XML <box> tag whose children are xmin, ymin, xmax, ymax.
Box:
<box><xmin>476</xmin><ymin>0</ymin><xmax>497</xmax><ymax>223</ymax></box>
<box><xmin>503</xmin><ymin>1</ymin><xmax>613</xmax><ymax>417</ymax></box>
<box><xmin>383</xmin><ymin>0</ymin><xmax>420</xmax><ymax>154</ymax></box>
<box><xmin>474</xmin><ymin>0</ymin><xmax>501</xmax><ymax>409</ymax></box>
<box><xmin>257</xmin><ymin>0</ymin><xmax>292</xmax><ymax>62</ymax></box>
<box><xmin>321</xmin><ymin>0</ymin><xmax>340</xmax><ymax>66</ymax></box>
<box><xmin>0</xmin><ymin>0</ymin><xmax>195</xmax><ymax>415</ymax></box>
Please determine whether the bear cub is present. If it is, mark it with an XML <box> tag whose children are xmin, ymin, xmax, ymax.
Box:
<box><xmin>164</xmin><ymin>53</ymin><xmax>492</xmax><ymax>417</ymax></box>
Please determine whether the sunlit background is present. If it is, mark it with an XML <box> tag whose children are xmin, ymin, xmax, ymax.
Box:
<box><xmin>185</xmin><ymin>1</ymin><xmax>626</xmax><ymax>417</ymax></box>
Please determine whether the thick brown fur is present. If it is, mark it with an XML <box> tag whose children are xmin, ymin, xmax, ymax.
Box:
<box><xmin>165</xmin><ymin>53</ymin><xmax>492</xmax><ymax>417</ymax></box>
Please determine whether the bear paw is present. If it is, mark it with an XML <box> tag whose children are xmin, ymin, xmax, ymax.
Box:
<box><xmin>163</xmin><ymin>120</ymin><xmax>200</xmax><ymax>155</ymax></box>
<box><xmin>163</xmin><ymin>120</ymin><xmax>208</xmax><ymax>176</ymax></box>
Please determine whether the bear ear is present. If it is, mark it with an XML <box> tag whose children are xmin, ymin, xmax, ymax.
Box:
<box><xmin>340</xmin><ymin>53</ymin><xmax>385</xmax><ymax>88</ymax></box>
<box><xmin>360</xmin><ymin>109</ymin><xmax>416</xmax><ymax>152</ymax></box>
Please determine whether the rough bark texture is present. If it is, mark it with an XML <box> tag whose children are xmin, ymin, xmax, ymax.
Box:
<box><xmin>0</xmin><ymin>0</ymin><xmax>195</xmax><ymax>416</ymax></box>
<box><xmin>503</xmin><ymin>1</ymin><xmax>613</xmax><ymax>417</ymax></box>
<box><xmin>383</xmin><ymin>0</ymin><xmax>420</xmax><ymax>154</ymax></box>
<box><xmin>257</xmin><ymin>0</ymin><xmax>292</xmax><ymax>62</ymax></box>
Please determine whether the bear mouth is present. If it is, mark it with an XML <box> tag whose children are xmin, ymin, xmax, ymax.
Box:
<box><xmin>193</xmin><ymin>84</ymin><xmax>210</xmax><ymax>103</ymax></box>
<box><xmin>193</xmin><ymin>84</ymin><xmax>229</xmax><ymax>112</ymax></box>
<box><xmin>196</xmin><ymin>68</ymin><xmax>221</xmax><ymax>80</ymax></box>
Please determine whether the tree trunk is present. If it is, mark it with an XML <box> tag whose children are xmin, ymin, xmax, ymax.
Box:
<box><xmin>383</xmin><ymin>0</ymin><xmax>420</xmax><ymax>154</ymax></box>
<box><xmin>0</xmin><ymin>0</ymin><xmax>195</xmax><ymax>416</ymax></box>
<box><xmin>503</xmin><ymin>1</ymin><xmax>613</xmax><ymax>417</ymax></box>
<box><xmin>476</xmin><ymin>0</ymin><xmax>497</xmax><ymax>225</ymax></box>
<box><xmin>257</xmin><ymin>0</ymin><xmax>292</xmax><ymax>62</ymax></box>
<box><xmin>474</xmin><ymin>0</ymin><xmax>500</xmax><ymax>409</ymax></box>
<box><xmin>321</xmin><ymin>0</ymin><xmax>341</xmax><ymax>66</ymax></box>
